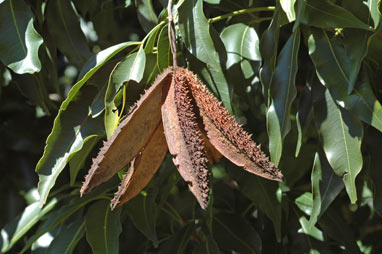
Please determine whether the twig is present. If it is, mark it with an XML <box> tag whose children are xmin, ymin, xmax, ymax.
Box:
<box><xmin>209</xmin><ymin>6</ymin><xmax>275</xmax><ymax>23</ymax></box>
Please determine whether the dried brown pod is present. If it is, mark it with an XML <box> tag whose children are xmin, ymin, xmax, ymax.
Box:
<box><xmin>80</xmin><ymin>66</ymin><xmax>282</xmax><ymax>210</ymax></box>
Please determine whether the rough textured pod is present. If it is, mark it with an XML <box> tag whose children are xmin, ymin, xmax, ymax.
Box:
<box><xmin>80</xmin><ymin>68</ymin><xmax>172</xmax><ymax>196</ymax></box>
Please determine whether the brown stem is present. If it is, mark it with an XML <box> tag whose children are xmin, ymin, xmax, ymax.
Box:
<box><xmin>167</xmin><ymin>0</ymin><xmax>178</xmax><ymax>67</ymax></box>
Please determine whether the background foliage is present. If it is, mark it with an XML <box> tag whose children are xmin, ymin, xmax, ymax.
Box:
<box><xmin>1</xmin><ymin>0</ymin><xmax>382</xmax><ymax>253</ymax></box>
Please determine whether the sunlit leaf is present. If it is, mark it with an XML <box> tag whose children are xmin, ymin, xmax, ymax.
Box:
<box><xmin>366</xmin><ymin>0</ymin><xmax>381</xmax><ymax>29</ymax></box>
<box><xmin>0</xmin><ymin>0</ymin><xmax>43</xmax><ymax>74</ymax></box>
<box><xmin>280</xmin><ymin>0</ymin><xmax>296</xmax><ymax>22</ymax></box>
<box><xmin>157</xmin><ymin>25</ymin><xmax>171</xmax><ymax>71</ymax></box>
<box><xmin>313</xmin><ymin>81</ymin><xmax>363</xmax><ymax>203</ymax></box>
<box><xmin>220</xmin><ymin>23</ymin><xmax>261</xmax><ymax>79</ymax></box>
<box><xmin>1</xmin><ymin>199</ymin><xmax>57</xmax><ymax>253</ymax></box>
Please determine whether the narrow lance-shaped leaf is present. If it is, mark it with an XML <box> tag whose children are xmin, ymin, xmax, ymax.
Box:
<box><xmin>161</xmin><ymin>69</ymin><xmax>210</xmax><ymax>209</ymax></box>
<box><xmin>259</xmin><ymin>5</ymin><xmax>282</xmax><ymax>106</ymax></box>
<box><xmin>267</xmin><ymin>28</ymin><xmax>300</xmax><ymax>166</ymax></box>
<box><xmin>135</xmin><ymin>0</ymin><xmax>158</xmax><ymax>33</ymax></box>
<box><xmin>367</xmin><ymin>0</ymin><xmax>381</xmax><ymax>29</ymax></box>
<box><xmin>309</xmin><ymin>149</ymin><xmax>344</xmax><ymax>228</ymax></box>
<box><xmin>47</xmin><ymin>219</ymin><xmax>85</xmax><ymax>254</ymax></box>
<box><xmin>313</xmin><ymin>81</ymin><xmax>363</xmax><ymax>203</ymax></box>
<box><xmin>45</xmin><ymin>0</ymin><xmax>91</xmax><ymax>67</ymax></box>
<box><xmin>111</xmin><ymin>122</ymin><xmax>168</xmax><ymax>209</ymax></box>
<box><xmin>81</xmin><ymin>68</ymin><xmax>172</xmax><ymax>196</ymax></box>
<box><xmin>280</xmin><ymin>0</ymin><xmax>296</xmax><ymax>22</ymax></box>
<box><xmin>157</xmin><ymin>25</ymin><xmax>172</xmax><ymax>72</ymax></box>
<box><xmin>85</xmin><ymin>200</ymin><xmax>122</xmax><ymax>254</ymax></box>
<box><xmin>0</xmin><ymin>0</ymin><xmax>43</xmax><ymax>74</ymax></box>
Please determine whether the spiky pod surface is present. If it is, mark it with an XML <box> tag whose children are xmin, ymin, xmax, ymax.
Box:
<box><xmin>176</xmin><ymin>67</ymin><xmax>283</xmax><ymax>182</ymax></box>
<box><xmin>80</xmin><ymin>68</ymin><xmax>173</xmax><ymax>196</ymax></box>
<box><xmin>161</xmin><ymin>68</ymin><xmax>210</xmax><ymax>209</ymax></box>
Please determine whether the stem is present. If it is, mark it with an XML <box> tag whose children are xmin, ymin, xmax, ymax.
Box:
<box><xmin>209</xmin><ymin>6</ymin><xmax>275</xmax><ymax>23</ymax></box>
<box><xmin>167</xmin><ymin>0</ymin><xmax>178</xmax><ymax>67</ymax></box>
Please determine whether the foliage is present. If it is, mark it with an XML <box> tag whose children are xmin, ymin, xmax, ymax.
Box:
<box><xmin>0</xmin><ymin>0</ymin><xmax>382</xmax><ymax>253</ymax></box>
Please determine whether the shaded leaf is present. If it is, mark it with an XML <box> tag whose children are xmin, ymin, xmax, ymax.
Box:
<box><xmin>36</xmin><ymin>60</ymin><xmax>116</xmax><ymax>206</ymax></box>
<box><xmin>135</xmin><ymin>0</ymin><xmax>158</xmax><ymax>33</ymax></box>
<box><xmin>157</xmin><ymin>25</ymin><xmax>172</xmax><ymax>72</ymax></box>
<box><xmin>85</xmin><ymin>200</ymin><xmax>122</xmax><ymax>254</ymax></box>
<box><xmin>313</xmin><ymin>81</ymin><xmax>363</xmax><ymax>203</ymax></box>
<box><xmin>47</xmin><ymin>219</ymin><xmax>85</xmax><ymax>254</ymax></box>
<box><xmin>69</xmin><ymin>135</ymin><xmax>100</xmax><ymax>186</ymax></box>
<box><xmin>193</xmin><ymin>236</ymin><xmax>220</xmax><ymax>254</ymax></box>
<box><xmin>159</xmin><ymin>224</ymin><xmax>193</xmax><ymax>254</ymax></box>
<box><xmin>81</xmin><ymin>68</ymin><xmax>171</xmax><ymax>196</ymax></box>
<box><xmin>220</xmin><ymin>23</ymin><xmax>261</xmax><ymax>79</ymax></box>
<box><xmin>213</xmin><ymin>213</ymin><xmax>261</xmax><ymax>254</ymax></box>
<box><xmin>309</xmin><ymin>149</ymin><xmax>344</xmax><ymax>228</ymax></box>
<box><xmin>295</xmin><ymin>85</ymin><xmax>313</xmax><ymax>157</ymax></box>
<box><xmin>318</xmin><ymin>208</ymin><xmax>361</xmax><ymax>254</ymax></box>
<box><xmin>308</xmin><ymin>27</ymin><xmax>370</xmax><ymax>98</ymax></box>
<box><xmin>1</xmin><ymin>199</ymin><xmax>57</xmax><ymax>253</ymax></box>
<box><xmin>301</xmin><ymin>0</ymin><xmax>370</xmax><ymax>30</ymax></box>
<box><xmin>45</xmin><ymin>0</ymin><xmax>91</xmax><ymax>67</ymax></box>
<box><xmin>343</xmin><ymin>68</ymin><xmax>382</xmax><ymax>132</ymax></box>
<box><xmin>144</xmin><ymin>22</ymin><xmax>162</xmax><ymax>54</ymax></box>
<box><xmin>0</xmin><ymin>0</ymin><xmax>43</xmax><ymax>74</ymax></box>
<box><xmin>126</xmin><ymin>193</ymin><xmax>158</xmax><ymax>246</ymax></box>
<box><xmin>267</xmin><ymin>28</ymin><xmax>300</xmax><ymax>166</ymax></box>
<box><xmin>259</xmin><ymin>5</ymin><xmax>282</xmax><ymax>106</ymax></box>
<box><xmin>298</xmin><ymin>216</ymin><xmax>323</xmax><ymax>241</ymax></box>
<box><xmin>233</xmin><ymin>168</ymin><xmax>282</xmax><ymax>242</ymax></box>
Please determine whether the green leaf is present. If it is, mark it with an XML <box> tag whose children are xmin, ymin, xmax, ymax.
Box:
<box><xmin>309</xmin><ymin>149</ymin><xmax>344</xmax><ymax>228</ymax></box>
<box><xmin>47</xmin><ymin>219</ymin><xmax>85</xmax><ymax>254</ymax></box>
<box><xmin>298</xmin><ymin>216</ymin><xmax>323</xmax><ymax>241</ymax></box>
<box><xmin>308</xmin><ymin>28</ymin><xmax>370</xmax><ymax>99</ymax></box>
<box><xmin>259</xmin><ymin>6</ymin><xmax>282</xmax><ymax>106</ymax></box>
<box><xmin>301</xmin><ymin>0</ymin><xmax>371</xmax><ymax>30</ymax></box>
<box><xmin>313</xmin><ymin>82</ymin><xmax>363</xmax><ymax>203</ymax></box>
<box><xmin>0</xmin><ymin>0</ymin><xmax>43</xmax><ymax>74</ymax></box>
<box><xmin>104</xmin><ymin>46</ymin><xmax>146</xmax><ymax>137</ymax></box>
<box><xmin>367</xmin><ymin>0</ymin><xmax>381</xmax><ymax>29</ymax></box>
<box><xmin>36</xmin><ymin>55</ymin><xmax>123</xmax><ymax>206</ymax></box>
<box><xmin>69</xmin><ymin>135</ymin><xmax>101</xmax><ymax>185</ymax></box>
<box><xmin>157</xmin><ymin>25</ymin><xmax>172</xmax><ymax>72</ymax></box>
<box><xmin>20</xmin><ymin>179</ymin><xmax>118</xmax><ymax>253</ymax></box>
<box><xmin>213</xmin><ymin>213</ymin><xmax>261</xmax><ymax>254</ymax></box>
<box><xmin>233</xmin><ymin>168</ymin><xmax>282</xmax><ymax>242</ymax></box>
<box><xmin>266</xmin><ymin>28</ymin><xmax>300</xmax><ymax>166</ymax></box>
<box><xmin>220</xmin><ymin>23</ymin><xmax>261</xmax><ymax>79</ymax></box>
<box><xmin>126</xmin><ymin>193</ymin><xmax>158</xmax><ymax>247</ymax></box>
<box><xmin>135</xmin><ymin>0</ymin><xmax>158</xmax><ymax>33</ymax></box>
<box><xmin>85</xmin><ymin>200</ymin><xmax>122</xmax><ymax>254</ymax></box>
<box><xmin>280</xmin><ymin>0</ymin><xmax>296</xmax><ymax>22</ymax></box>
<box><xmin>11</xmin><ymin>72</ymin><xmax>52</xmax><ymax>114</ymax></box>
<box><xmin>144</xmin><ymin>23</ymin><xmax>162</xmax><ymax>54</ymax></box>
<box><xmin>193</xmin><ymin>236</ymin><xmax>220</xmax><ymax>254</ymax></box>
<box><xmin>295</xmin><ymin>86</ymin><xmax>313</xmax><ymax>157</ymax></box>
<box><xmin>318</xmin><ymin>208</ymin><xmax>361</xmax><ymax>254</ymax></box>
<box><xmin>343</xmin><ymin>68</ymin><xmax>382</xmax><ymax>132</ymax></box>
<box><xmin>45</xmin><ymin>0</ymin><xmax>91</xmax><ymax>67</ymax></box>
<box><xmin>159</xmin><ymin>225</ymin><xmax>193</xmax><ymax>254</ymax></box>
<box><xmin>178</xmin><ymin>0</ymin><xmax>232</xmax><ymax>113</ymax></box>
<box><xmin>295</xmin><ymin>192</ymin><xmax>313</xmax><ymax>216</ymax></box>
<box><xmin>1</xmin><ymin>199</ymin><xmax>57</xmax><ymax>253</ymax></box>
